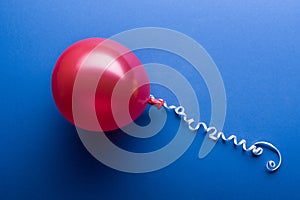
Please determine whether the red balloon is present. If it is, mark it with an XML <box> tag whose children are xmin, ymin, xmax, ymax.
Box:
<box><xmin>52</xmin><ymin>38</ymin><xmax>150</xmax><ymax>132</ymax></box>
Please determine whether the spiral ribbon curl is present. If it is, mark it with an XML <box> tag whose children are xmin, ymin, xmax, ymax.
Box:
<box><xmin>148</xmin><ymin>95</ymin><xmax>282</xmax><ymax>172</ymax></box>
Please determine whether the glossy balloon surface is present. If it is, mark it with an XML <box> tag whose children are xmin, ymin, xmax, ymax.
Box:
<box><xmin>52</xmin><ymin>38</ymin><xmax>150</xmax><ymax>132</ymax></box>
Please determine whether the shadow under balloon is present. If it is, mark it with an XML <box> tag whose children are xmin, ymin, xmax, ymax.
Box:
<box><xmin>42</xmin><ymin>101</ymin><xmax>181</xmax><ymax>197</ymax></box>
<box><xmin>47</xmin><ymin>105</ymin><xmax>174</xmax><ymax>169</ymax></box>
<box><xmin>104</xmin><ymin>105</ymin><xmax>180</xmax><ymax>153</ymax></box>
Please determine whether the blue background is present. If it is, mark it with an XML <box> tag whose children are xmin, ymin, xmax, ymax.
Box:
<box><xmin>1</xmin><ymin>0</ymin><xmax>299</xmax><ymax>199</ymax></box>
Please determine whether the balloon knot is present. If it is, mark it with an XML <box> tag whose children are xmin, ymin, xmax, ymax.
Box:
<box><xmin>147</xmin><ymin>97</ymin><xmax>165</xmax><ymax>109</ymax></box>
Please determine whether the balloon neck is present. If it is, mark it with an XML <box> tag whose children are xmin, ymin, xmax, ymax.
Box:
<box><xmin>147</xmin><ymin>96</ymin><xmax>165</xmax><ymax>109</ymax></box>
